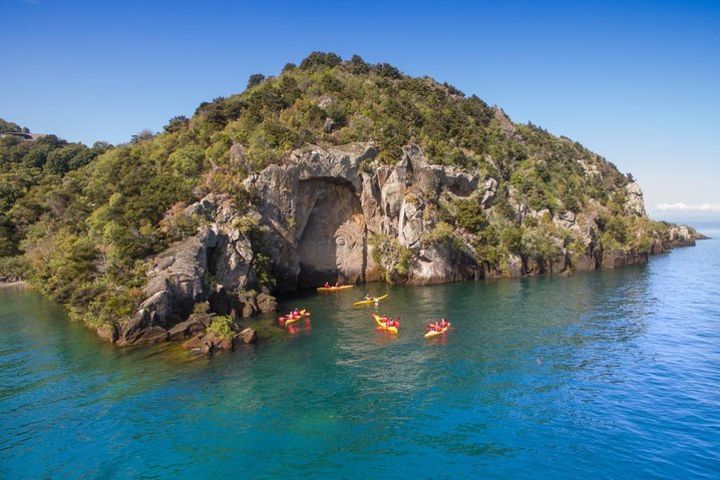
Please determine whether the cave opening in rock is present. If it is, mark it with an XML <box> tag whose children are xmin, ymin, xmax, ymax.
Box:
<box><xmin>296</xmin><ymin>179</ymin><xmax>366</xmax><ymax>288</ymax></box>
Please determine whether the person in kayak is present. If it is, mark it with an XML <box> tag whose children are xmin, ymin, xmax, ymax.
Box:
<box><xmin>382</xmin><ymin>317</ymin><xmax>398</xmax><ymax>327</ymax></box>
<box><xmin>363</xmin><ymin>294</ymin><xmax>372</xmax><ymax>301</ymax></box>
<box><xmin>427</xmin><ymin>320</ymin><xmax>445</xmax><ymax>332</ymax></box>
<box><xmin>324</xmin><ymin>281</ymin><xmax>330</xmax><ymax>288</ymax></box>
<box><xmin>335</xmin><ymin>281</ymin><xmax>340</xmax><ymax>287</ymax></box>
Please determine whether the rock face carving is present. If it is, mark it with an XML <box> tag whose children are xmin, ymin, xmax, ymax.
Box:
<box><xmin>295</xmin><ymin>179</ymin><xmax>365</xmax><ymax>287</ymax></box>
<box><xmin>240</xmin><ymin>142</ymin><xmax>485</xmax><ymax>290</ymax></box>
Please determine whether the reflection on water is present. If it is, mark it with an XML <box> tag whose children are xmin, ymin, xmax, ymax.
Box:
<box><xmin>1</xmin><ymin>231</ymin><xmax>719</xmax><ymax>478</ymax></box>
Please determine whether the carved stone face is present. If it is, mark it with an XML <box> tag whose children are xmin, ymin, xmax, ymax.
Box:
<box><xmin>398</xmin><ymin>196</ymin><xmax>425</xmax><ymax>250</ymax></box>
<box><xmin>296</xmin><ymin>180</ymin><xmax>365</xmax><ymax>287</ymax></box>
<box><xmin>335</xmin><ymin>215</ymin><xmax>365</xmax><ymax>281</ymax></box>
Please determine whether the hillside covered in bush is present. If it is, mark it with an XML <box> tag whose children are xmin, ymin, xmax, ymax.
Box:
<box><xmin>0</xmin><ymin>52</ymin><xmax>700</xmax><ymax>345</ymax></box>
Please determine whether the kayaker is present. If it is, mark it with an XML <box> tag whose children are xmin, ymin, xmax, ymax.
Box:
<box><xmin>324</xmin><ymin>281</ymin><xmax>330</xmax><ymax>288</ymax></box>
<box><xmin>335</xmin><ymin>281</ymin><xmax>340</xmax><ymax>287</ymax></box>
<box><xmin>363</xmin><ymin>294</ymin><xmax>372</xmax><ymax>301</ymax></box>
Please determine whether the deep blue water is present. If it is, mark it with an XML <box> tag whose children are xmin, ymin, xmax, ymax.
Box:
<box><xmin>1</xmin><ymin>226</ymin><xmax>719</xmax><ymax>479</ymax></box>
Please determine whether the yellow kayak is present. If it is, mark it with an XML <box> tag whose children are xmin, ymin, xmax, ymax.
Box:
<box><xmin>281</xmin><ymin>309</ymin><xmax>309</xmax><ymax>326</ymax></box>
<box><xmin>353</xmin><ymin>294</ymin><xmax>389</xmax><ymax>307</ymax></box>
<box><xmin>372</xmin><ymin>314</ymin><xmax>398</xmax><ymax>335</ymax></box>
<box><xmin>424</xmin><ymin>324</ymin><xmax>450</xmax><ymax>339</ymax></box>
<box><xmin>284</xmin><ymin>316</ymin><xmax>301</xmax><ymax>326</ymax></box>
<box><xmin>317</xmin><ymin>285</ymin><xmax>354</xmax><ymax>293</ymax></box>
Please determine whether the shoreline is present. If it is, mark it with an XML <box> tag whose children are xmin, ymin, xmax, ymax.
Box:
<box><xmin>2</xmin><ymin>240</ymin><xmax>704</xmax><ymax>348</ymax></box>
<box><xmin>0</xmin><ymin>280</ymin><xmax>28</xmax><ymax>288</ymax></box>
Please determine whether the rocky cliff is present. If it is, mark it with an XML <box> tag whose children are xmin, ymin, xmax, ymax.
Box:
<box><xmin>115</xmin><ymin>141</ymin><xmax>702</xmax><ymax>346</ymax></box>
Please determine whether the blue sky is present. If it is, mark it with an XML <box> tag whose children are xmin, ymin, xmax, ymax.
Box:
<box><xmin>1</xmin><ymin>0</ymin><xmax>718</xmax><ymax>219</ymax></box>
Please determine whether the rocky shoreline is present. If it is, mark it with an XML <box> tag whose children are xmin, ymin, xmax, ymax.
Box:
<box><xmin>94</xmin><ymin>142</ymin><xmax>704</xmax><ymax>352</ymax></box>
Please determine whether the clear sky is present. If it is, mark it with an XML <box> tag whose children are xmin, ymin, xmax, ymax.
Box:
<box><xmin>1</xmin><ymin>0</ymin><xmax>718</xmax><ymax>219</ymax></box>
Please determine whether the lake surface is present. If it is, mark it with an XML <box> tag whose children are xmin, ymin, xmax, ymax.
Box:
<box><xmin>2</xmin><ymin>226</ymin><xmax>719</xmax><ymax>479</ymax></box>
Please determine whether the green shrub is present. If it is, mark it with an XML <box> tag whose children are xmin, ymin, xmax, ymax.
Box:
<box><xmin>193</xmin><ymin>302</ymin><xmax>210</xmax><ymax>314</ymax></box>
<box><xmin>422</xmin><ymin>222</ymin><xmax>466</xmax><ymax>252</ymax></box>
<box><xmin>370</xmin><ymin>233</ymin><xmax>412</xmax><ymax>283</ymax></box>
<box><xmin>207</xmin><ymin>315</ymin><xmax>234</xmax><ymax>338</ymax></box>
<box><xmin>251</xmin><ymin>253</ymin><xmax>276</xmax><ymax>289</ymax></box>
<box><xmin>454</xmin><ymin>199</ymin><xmax>487</xmax><ymax>233</ymax></box>
<box><xmin>499</xmin><ymin>225</ymin><xmax>523</xmax><ymax>254</ymax></box>
<box><xmin>520</xmin><ymin>229</ymin><xmax>561</xmax><ymax>263</ymax></box>
<box><xmin>247</xmin><ymin>73</ymin><xmax>266</xmax><ymax>89</ymax></box>
<box><xmin>0</xmin><ymin>255</ymin><xmax>28</xmax><ymax>281</ymax></box>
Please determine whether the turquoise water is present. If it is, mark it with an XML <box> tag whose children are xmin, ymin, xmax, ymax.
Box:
<box><xmin>2</xmin><ymin>228</ymin><xmax>719</xmax><ymax>479</ymax></box>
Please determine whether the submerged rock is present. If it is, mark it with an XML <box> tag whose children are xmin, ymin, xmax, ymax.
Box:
<box><xmin>96</xmin><ymin>324</ymin><xmax>118</xmax><ymax>344</ymax></box>
<box><xmin>236</xmin><ymin>328</ymin><xmax>258</xmax><ymax>345</ymax></box>
<box><xmin>167</xmin><ymin>313</ymin><xmax>212</xmax><ymax>340</ymax></box>
<box><xmin>183</xmin><ymin>325</ymin><xmax>257</xmax><ymax>356</ymax></box>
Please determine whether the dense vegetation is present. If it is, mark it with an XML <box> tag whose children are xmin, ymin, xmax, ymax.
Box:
<box><xmin>0</xmin><ymin>52</ymin><xmax>672</xmax><ymax>329</ymax></box>
<box><xmin>0</xmin><ymin>132</ymin><xmax>109</xmax><ymax>257</ymax></box>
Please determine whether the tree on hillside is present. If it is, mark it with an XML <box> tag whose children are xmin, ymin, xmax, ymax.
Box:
<box><xmin>163</xmin><ymin>116</ymin><xmax>189</xmax><ymax>134</ymax></box>
<box><xmin>247</xmin><ymin>74</ymin><xmax>266</xmax><ymax>89</ymax></box>
<box><xmin>130</xmin><ymin>129</ymin><xmax>155</xmax><ymax>144</ymax></box>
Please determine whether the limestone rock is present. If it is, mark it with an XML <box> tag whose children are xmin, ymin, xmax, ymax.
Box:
<box><xmin>211</xmin><ymin>228</ymin><xmax>254</xmax><ymax>291</ymax></box>
<box><xmin>167</xmin><ymin>313</ymin><xmax>212</xmax><ymax>340</ymax></box>
<box><xmin>410</xmin><ymin>242</ymin><xmax>478</xmax><ymax>284</ymax></box>
<box><xmin>549</xmin><ymin>252</ymin><xmax>568</xmax><ymax>274</ymax></box>
<box><xmin>119</xmin><ymin>193</ymin><xmax>259</xmax><ymax>346</ymax></box>
<box><xmin>317</xmin><ymin>95</ymin><xmax>333</xmax><ymax>108</ymax></box>
<box><xmin>668</xmin><ymin>225</ymin><xmax>700</xmax><ymax>247</ymax></box>
<box><xmin>506</xmin><ymin>254</ymin><xmax>524</xmax><ymax>278</ymax></box>
<box><xmin>117</xmin><ymin>227</ymin><xmax>216</xmax><ymax>346</ymax></box>
<box><xmin>493</xmin><ymin>106</ymin><xmax>518</xmax><ymax>138</ymax></box>
<box><xmin>553</xmin><ymin>210</ymin><xmax>576</xmax><ymax>229</ymax></box>
<box><xmin>229</xmin><ymin>143</ymin><xmax>247</xmax><ymax>167</ymax></box>
<box><xmin>398</xmin><ymin>193</ymin><xmax>425</xmax><ymax>250</ymax></box>
<box><xmin>624</xmin><ymin>182</ymin><xmax>647</xmax><ymax>217</ymax></box>
<box><xmin>183</xmin><ymin>331</ymin><xmax>229</xmax><ymax>355</ymax></box>
<box><xmin>235</xmin><ymin>328</ymin><xmax>258</xmax><ymax>345</ymax></box>
<box><xmin>323</xmin><ymin>117</ymin><xmax>336</xmax><ymax>133</ymax></box>
<box><xmin>572</xmin><ymin>253</ymin><xmax>597</xmax><ymax>272</ymax></box>
<box><xmin>601</xmin><ymin>250</ymin><xmax>648</xmax><ymax>269</ymax></box>
<box><xmin>256</xmin><ymin>288</ymin><xmax>277</xmax><ymax>313</ymax></box>
<box><xmin>96</xmin><ymin>324</ymin><xmax>118</xmax><ymax>344</ymax></box>
<box><xmin>437</xmin><ymin>167</ymin><xmax>478</xmax><ymax>197</ymax></box>
<box><xmin>480</xmin><ymin>178</ymin><xmax>498</xmax><ymax>208</ymax></box>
